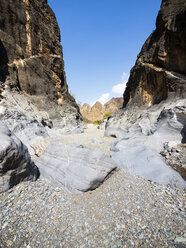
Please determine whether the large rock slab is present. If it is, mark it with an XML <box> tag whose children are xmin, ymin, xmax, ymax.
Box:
<box><xmin>106</xmin><ymin>99</ymin><xmax>185</xmax><ymax>140</ymax></box>
<box><xmin>0</xmin><ymin>122</ymin><xmax>38</xmax><ymax>193</ymax></box>
<box><xmin>109</xmin><ymin>102</ymin><xmax>186</xmax><ymax>152</ymax></box>
<box><xmin>112</xmin><ymin>146</ymin><xmax>186</xmax><ymax>188</ymax></box>
<box><xmin>36</xmin><ymin>142</ymin><xmax>118</xmax><ymax>193</ymax></box>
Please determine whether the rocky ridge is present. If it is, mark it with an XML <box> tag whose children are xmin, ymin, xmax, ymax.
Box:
<box><xmin>80</xmin><ymin>97</ymin><xmax>123</xmax><ymax>123</ymax></box>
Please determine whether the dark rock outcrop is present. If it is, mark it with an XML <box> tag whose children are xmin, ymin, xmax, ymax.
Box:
<box><xmin>0</xmin><ymin>122</ymin><xmax>38</xmax><ymax>193</ymax></box>
<box><xmin>0</xmin><ymin>0</ymin><xmax>83</xmax><ymax>129</ymax></box>
<box><xmin>123</xmin><ymin>0</ymin><xmax>186</xmax><ymax>108</ymax></box>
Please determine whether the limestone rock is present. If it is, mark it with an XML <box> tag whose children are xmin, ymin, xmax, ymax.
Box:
<box><xmin>123</xmin><ymin>0</ymin><xmax>186</xmax><ymax>108</ymax></box>
<box><xmin>0</xmin><ymin>122</ymin><xmax>38</xmax><ymax>193</ymax></box>
<box><xmin>36</xmin><ymin>142</ymin><xmax>117</xmax><ymax>193</ymax></box>
<box><xmin>107</xmin><ymin>100</ymin><xmax>186</xmax><ymax>185</ymax></box>
<box><xmin>108</xmin><ymin>102</ymin><xmax>186</xmax><ymax>155</ymax></box>
<box><xmin>0</xmin><ymin>107</ymin><xmax>49</xmax><ymax>155</ymax></box>
<box><xmin>0</xmin><ymin>0</ymin><xmax>83</xmax><ymax>130</ymax></box>
<box><xmin>112</xmin><ymin>146</ymin><xmax>186</xmax><ymax>188</ymax></box>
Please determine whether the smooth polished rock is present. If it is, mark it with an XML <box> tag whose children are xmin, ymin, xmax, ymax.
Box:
<box><xmin>0</xmin><ymin>122</ymin><xmax>38</xmax><ymax>193</ymax></box>
<box><xmin>0</xmin><ymin>107</ymin><xmax>49</xmax><ymax>155</ymax></box>
<box><xmin>36</xmin><ymin>142</ymin><xmax>118</xmax><ymax>193</ymax></box>
<box><xmin>112</xmin><ymin>145</ymin><xmax>186</xmax><ymax>188</ymax></box>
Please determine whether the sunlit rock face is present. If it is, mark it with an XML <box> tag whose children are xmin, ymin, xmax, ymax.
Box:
<box><xmin>123</xmin><ymin>0</ymin><xmax>186</xmax><ymax>108</ymax></box>
<box><xmin>80</xmin><ymin>98</ymin><xmax>123</xmax><ymax>123</ymax></box>
<box><xmin>0</xmin><ymin>0</ymin><xmax>83</xmax><ymax>129</ymax></box>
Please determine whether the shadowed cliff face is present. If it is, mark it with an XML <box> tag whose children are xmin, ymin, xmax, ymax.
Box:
<box><xmin>0</xmin><ymin>0</ymin><xmax>82</xmax><ymax>125</ymax></box>
<box><xmin>123</xmin><ymin>0</ymin><xmax>186</xmax><ymax>108</ymax></box>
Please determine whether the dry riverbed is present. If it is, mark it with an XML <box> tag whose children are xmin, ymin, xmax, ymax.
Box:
<box><xmin>55</xmin><ymin>125</ymin><xmax>115</xmax><ymax>155</ymax></box>
<box><xmin>0</xmin><ymin>126</ymin><xmax>186</xmax><ymax>248</ymax></box>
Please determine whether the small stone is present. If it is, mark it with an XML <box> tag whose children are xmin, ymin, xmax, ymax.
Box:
<box><xmin>7</xmin><ymin>240</ymin><xmax>13</xmax><ymax>246</ymax></box>
<box><xmin>175</xmin><ymin>237</ymin><xmax>186</xmax><ymax>243</ymax></box>
<box><xmin>2</xmin><ymin>222</ymin><xmax>8</xmax><ymax>229</ymax></box>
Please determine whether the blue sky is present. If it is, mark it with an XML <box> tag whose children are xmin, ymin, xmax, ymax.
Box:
<box><xmin>48</xmin><ymin>0</ymin><xmax>162</xmax><ymax>105</ymax></box>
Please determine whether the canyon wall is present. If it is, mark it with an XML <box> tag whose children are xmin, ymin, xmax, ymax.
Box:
<box><xmin>0</xmin><ymin>0</ymin><xmax>82</xmax><ymax>128</ymax></box>
<box><xmin>123</xmin><ymin>0</ymin><xmax>186</xmax><ymax>108</ymax></box>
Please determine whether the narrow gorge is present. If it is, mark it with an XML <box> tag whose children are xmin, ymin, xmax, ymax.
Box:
<box><xmin>0</xmin><ymin>0</ymin><xmax>185</xmax><ymax>247</ymax></box>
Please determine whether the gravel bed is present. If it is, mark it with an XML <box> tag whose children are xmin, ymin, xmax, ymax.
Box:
<box><xmin>0</xmin><ymin>169</ymin><xmax>185</xmax><ymax>248</ymax></box>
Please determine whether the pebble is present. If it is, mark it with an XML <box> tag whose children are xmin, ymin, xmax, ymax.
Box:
<box><xmin>0</xmin><ymin>169</ymin><xmax>185</xmax><ymax>247</ymax></box>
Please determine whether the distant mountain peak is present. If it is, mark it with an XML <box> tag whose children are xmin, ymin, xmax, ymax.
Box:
<box><xmin>80</xmin><ymin>97</ymin><xmax>123</xmax><ymax>123</ymax></box>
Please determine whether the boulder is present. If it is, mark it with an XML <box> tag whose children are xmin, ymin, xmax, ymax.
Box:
<box><xmin>112</xmin><ymin>146</ymin><xmax>186</xmax><ymax>188</ymax></box>
<box><xmin>36</xmin><ymin>142</ymin><xmax>117</xmax><ymax>193</ymax></box>
<box><xmin>0</xmin><ymin>122</ymin><xmax>38</xmax><ymax>193</ymax></box>
<box><xmin>106</xmin><ymin>99</ymin><xmax>185</xmax><ymax>138</ymax></box>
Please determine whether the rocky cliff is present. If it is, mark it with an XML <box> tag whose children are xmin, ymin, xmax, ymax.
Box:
<box><xmin>123</xmin><ymin>0</ymin><xmax>186</xmax><ymax>107</ymax></box>
<box><xmin>0</xmin><ymin>0</ymin><xmax>83</xmax><ymax>129</ymax></box>
<box><xmin>80</xmin><ymin>98</ymin><xmax>123</xmax><ymax>123</ymax></box>
<box><xmin>105</xmin><ymin>0</ymin><xmax>186</xmax><ymax>184</ymax></box>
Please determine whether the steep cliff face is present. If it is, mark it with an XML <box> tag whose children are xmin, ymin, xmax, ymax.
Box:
<box><xmin>0</xmin><ymin>0</ymin><xmax>82</xmax><ymax>128</ymax></box>
<box><xmin>123</xmin><ymin>0</ymin><xmax>186</xmax><ymax>108</ymax></box>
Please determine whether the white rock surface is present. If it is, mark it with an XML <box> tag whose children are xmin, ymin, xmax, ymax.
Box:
<box><xmin>112</xmin><ymin>146</ymin><xmax>186</xmax><ymax>188</ymax></box>
<box><xmin>0</xmin><ymin>122</ymin><xmax>38</xmax><ymax>193</ymax></box>
<box><xmin>0</xmin><ymin>107</ymin><xmax>49</xmax><ymax>155</ymax></box>
<box><xmin>107</xmin><ymin>99</ymin><xmax>186</xmax><ymax>187</ymax></box>
<box><xmin>36</xmin><ymin>142</ymin><xmax>118</xmax><ymax>193</ymax></box>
